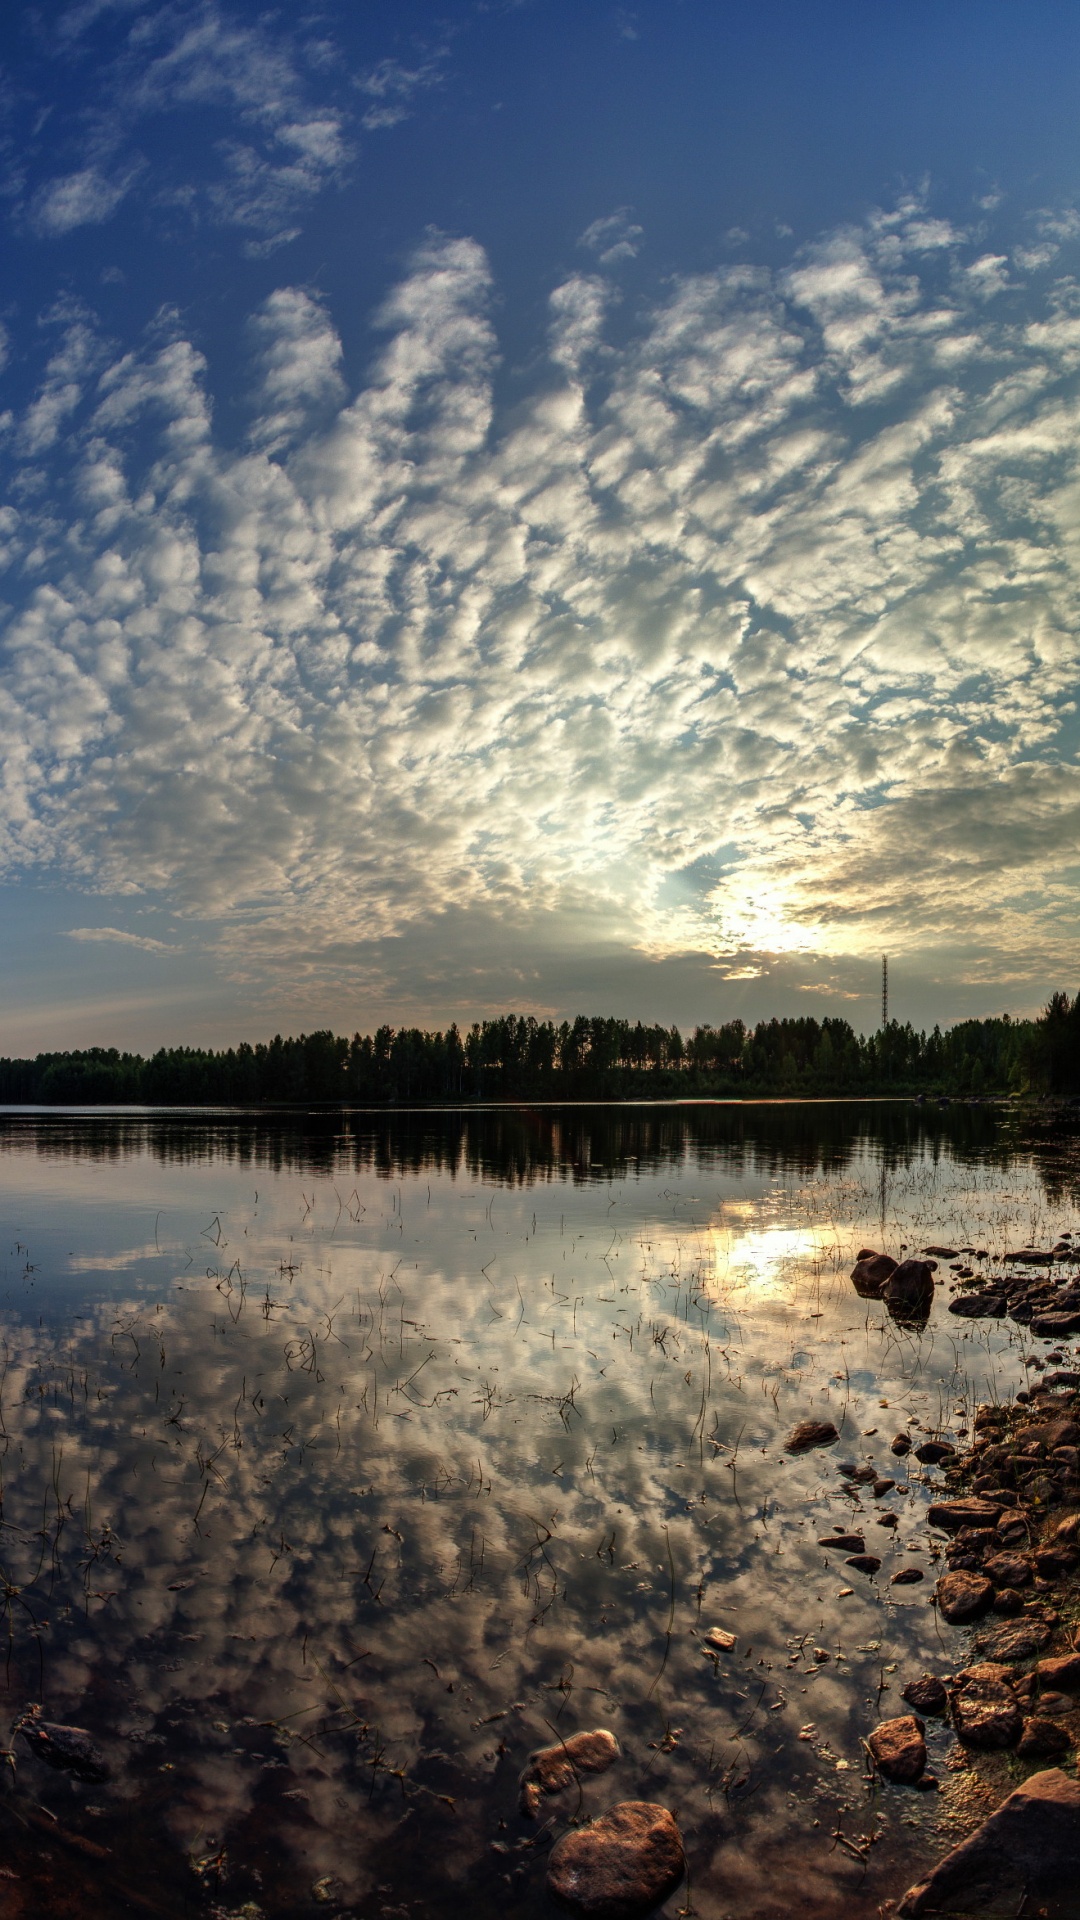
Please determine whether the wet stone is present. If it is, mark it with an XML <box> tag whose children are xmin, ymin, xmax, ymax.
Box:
<box><xmin>546</xmin><ymin>1801</ymin><xmax>685</xmax><ymax>1919</ymax></box>
<box><xmin>992</xmin><ymin>1587</ymin><xmax>1026</xmax><ymax>1615</ymax></box>
<box><xmin>845</xmin><ymin>1554</ymin><xmax>881</xmax><ymax>1575</ymax></box>
<box><xmin>17</xmin><ymin>1715</ymin><xmax>109</xmax><ymax>1781</ymax></box>
<box><xmin>914</xmin><ymin>1440</ymin><xmax>956</xmax><ymax>1465</ymax></box>
<box><xmin>785</xmin><ymin>1420</ymin><xmax>839</xmax><ymax>1453</ymax></box>
<box><xmin>936</xmin><ymin>1568</ymin><xmax>994</xmax><ymax>1623</ymax></box>
<box><xmin>817</xmin><ymin>1533</ymin><xmax>864</xmax><ymax>1552</ymax></box>
<box><xmin>983</xmin><ymin>1551</ymin><xmax>1032</xmax><ymax>1588</ymax></box>
<box><xmin>850</xmin><ymin>1252</ymin><xmax>897</xmax><ymax>1298</ymax></box>
<box><xmin>891</xmin><ymin>1567</ymin><xmax>924</xmax><ymax>1585</ymax></box>
<box><xmin>867</xmin><ymin>1714</ymin><xmax>926</xmax><ymax>1784</ymax></box>
<box><xmin>519</xmin><ymin>1728</ymin><xmax>619</xmax><ymax>1816</ymax></box>
<box><xmin>1035</xmin><ymin>1653</ymin><xmax>1080</xmax><ymax>1693</ymax></box>
<box><xmin>890</xmin><ymin>1432</ymin><xmax>912</xmax><ymax>1456</ymax></box>
<box><xmin>901</xmin><ymin>1674</ymin><xmax>948</xmax><ymax>1715</ymax></box>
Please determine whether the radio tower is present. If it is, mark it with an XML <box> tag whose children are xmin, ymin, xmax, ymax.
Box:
<box><xmin>882</xmin><ymin>955</ymin><xmax>889</xmax><ymax>1030</ymax></box>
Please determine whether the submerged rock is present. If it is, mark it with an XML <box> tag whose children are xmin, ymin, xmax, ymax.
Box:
<box><xmin>519</xmin><ymin>1728</ymin><xmax>618</xmax><ymax>1816</ymax></box>
<box><xmin>546</xmin><ymin>1801</ymin><xmax>684</xmax><ymax>1919</ymax></box>
<box><xmin>785</xmin><ymin>1420</ymin><xmax>839</xmax><ymax>1453</ymax></box>
<box><xmin>897</xmin><ymin>1768</ymin><xmax>1080</xmax><ymax>1916</ymax></box>
<box><xmin>901</xmin><ymin>1674</ymin><xmax>947</xmax><ymax>1715</ymax></box>
<box><xmin>17</xmin><ymin>1714</ymin><xmax>108</xmax><ymax>1782</ymax></box>
<box><xmin>867</xmin><ymin>1714</ymin><xmax>926</xmax><ymax>1784</ymax></box>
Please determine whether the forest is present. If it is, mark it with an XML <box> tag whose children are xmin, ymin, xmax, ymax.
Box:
<box><xmin>0</xmin><ymin>999</ymin><xmax>1072</xmax><ymax>1105</ymax></box>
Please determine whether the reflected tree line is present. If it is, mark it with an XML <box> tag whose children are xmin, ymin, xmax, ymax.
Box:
<box><xmin>0</xmin><ymin>1099</ymin><xmax>1029</xmax><ymax>1189</ymax></box>
<box><xmin>0</xmin><ymin>1005</ymin><xmax>1059</xmax><ymax>1107</ymax></box>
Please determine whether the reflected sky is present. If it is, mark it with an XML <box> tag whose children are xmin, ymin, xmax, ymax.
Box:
<box><xmin>0</xmin><ymin>1103</ymin><xmax>1074</xmax><ymax>1918</ymax></box>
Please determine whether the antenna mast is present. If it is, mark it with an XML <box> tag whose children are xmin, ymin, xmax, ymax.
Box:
<box><xmin>882</xmin><ymin>954</ymin><xmax>889</xmax><ymax>1030</ymax></box>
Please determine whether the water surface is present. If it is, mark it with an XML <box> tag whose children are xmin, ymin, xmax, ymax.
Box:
<box><xmin>0</xmin><ymin>1101</ymin><xmax>1074</xmax><ymax>1920</ymax></box>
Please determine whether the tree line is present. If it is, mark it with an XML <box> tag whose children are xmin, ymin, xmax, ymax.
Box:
<box><xmin>0</xmin><ymin>1001</ymin><xmax>1071</xmax><ymax>1105</ymax></box>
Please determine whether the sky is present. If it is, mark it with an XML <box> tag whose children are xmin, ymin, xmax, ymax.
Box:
<box><xmin>4</xmin><ymin>2</ymin><xmax>1080</xmax><ymax>1049</ymax></box>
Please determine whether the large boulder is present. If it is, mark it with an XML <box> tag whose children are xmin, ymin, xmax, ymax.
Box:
<box><xmin>884</xmin><ymin>1259</ymin><xmax>936</xmax><ymax>1328</ymax></box>
<box><xmin>547</xmin><ymin>1802</ymin><xmax>684</xmax><ymax>1919</ymax></box>
<box><xmin>897</xmin><ymin>1769</ymin><xmax>1080</xmax><ymax>1915</ymax></box>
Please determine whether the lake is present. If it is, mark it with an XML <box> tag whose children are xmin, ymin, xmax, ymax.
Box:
<box><xmin>0</xmin><ymin>1100</ymin><xmax>1074</xmax><ymax>1919</ymax></box>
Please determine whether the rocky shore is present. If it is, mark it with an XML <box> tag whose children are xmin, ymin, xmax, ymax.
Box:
<box><xmin>853</xmin><ymin>1242</ymin><xmax>1080</xmax><ymax>1914</ymax></box>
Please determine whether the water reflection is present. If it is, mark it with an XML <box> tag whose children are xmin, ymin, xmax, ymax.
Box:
<box><xmin>0</xmin><ymin>1102</ymin><xmax>1071</xmax><ymax>1919</ymax></box>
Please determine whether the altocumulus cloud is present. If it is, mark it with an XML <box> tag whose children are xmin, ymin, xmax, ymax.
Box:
<box><xmin>5</xmin><ymin>199</ymin><xmax>1080</xmax><ymax>999</ymax></box>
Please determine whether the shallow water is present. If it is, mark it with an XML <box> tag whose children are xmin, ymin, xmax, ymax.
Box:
<box><xmin>0</xmin><ymin>1100</ymin><xmax>1075</xmax><ymax>1919</ymax></box>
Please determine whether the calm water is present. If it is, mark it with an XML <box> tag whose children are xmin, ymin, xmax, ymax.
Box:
<box><xmin>0</xmin><ymin>1101</ymin><xmax>1075</xmax><ymax>1920</ymax></box>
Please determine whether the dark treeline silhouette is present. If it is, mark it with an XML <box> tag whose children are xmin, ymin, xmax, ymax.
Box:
<box><xmin>0</xmin><ymin>1002</ymin><xmax>1063</xmax><ymax>1106</ymax></box>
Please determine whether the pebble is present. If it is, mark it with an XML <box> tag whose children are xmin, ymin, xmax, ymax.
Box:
<box><xmin>519</xmin><ymin>1729</ymin><xmax>619</xmax><ymax>1817</ymax></box>
<box><xmin>785</xmin><ymin>1420</ymin><xmax>839</xmax><ymax>1453</ymax></box>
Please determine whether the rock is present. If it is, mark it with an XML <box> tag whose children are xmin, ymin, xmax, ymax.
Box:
<box><xmin>785</xmin><ymin>1420</ymin><xmax>839</xmax><ymax>1453</ymax></box>
<box><xmin>914</xmin><ymin>1440</ymin><xmax>956</xmax><ymax>1464</ymax></box>
<box><xmin>872</xmin><ymin>1476</ymin><xmax>896</xmax><ymax>1497</ymax></box>
<box><xmin>817</xmin><ymin>1533</ymin><xmax>865</xmax><ymax>1552</ymax></box>
<box><xmin>1006</xmin><ymin>1250</ymin><xmax>1057</xmax><ymax>1264</ymax></box>
<box><xmin>982</xmin><ymin>1551</ymin><xmax>1032</xmax><ymax>1588</ymax></box>
<box><xmin>17</xmin><ymin>1715</ymin><xmax>108</xmax><ymax>1781</ymax></box>
<box><xmin>924</xmin><ymin>1247</ymin><xmax>959</xmax><ymax>1257</ymax></box>
<box><xmin>1032</xmin><ymin>1311</ymin><xmax>1080</xmax><ymax>1337</ymax></box>
<box><xmin>891</xmin><ymin>1567</ymin><xmax>924</xmax><ymax>1585</ymax></box>
<box><xmin>896</xmin><ymin>1768</ymin><xmax>1080</xmax><ymax>1916</ymax></box>
<box><xmin>884</xmin><ymin>1259</ymin><xmax>936</xmax><ymax>1327</ymax></box>
<box><xmin>1018</xmin><ymin>1717</ymin><xmax>1072</xmax><ymax>1759</ymax></box>
<box><xmin>890</xmin><ymin>1432</ymin><xmax>912</xmax><ymax>1456</ymax></box>
<box><xmin>519</xmin><ymin>1729</ymin><xmax>619</xmax><ymax>1816</ymax></box>
<box><xmin>992</xmin><ymin>1587</ymin><xmax>1025</xmax><ymax>1615</ymax></box>
<box><xmin>1035</xmin><ymin>1653</ymin><xmax>1080</xmax><ymax>1692</ymax></box>
<box><xmin>951</xmin><ymin>1666</ymin><xmax>1022</xmax><ymax>1749</ymax></box>
<box><xmin>975</xmin><ymin>1619</ymin><xmax>1053</xmax><ymax>1661</ymax></box>
<box><xmin>851</xmin><ymin>1252</ymin><xmax>897</xmax><ymax>1297</ymax></box>
<box><xmin>845</xmin><ymin>1554</ymin><xmax>881</xmax><ymax>1575</ymax></box>
<box><xmin>949</xmin><ymin>1291</ymin><xmax>1007</xmax><ymax>1318</ymax></box>
<box><xmin>936</xmin><ymin>1569</ymin><xmax>994</xmax><ymax>1623</ymax></box>
<box><xmin>901</xmin><ymin>1674</ymin><xmax>948</xmax><ymax>1715</ymax></box>
<box><xmin>867</xmin><ymin>1714</ymin><xmax>926</xmax><ymax>1784</ymax></box>
<box><xmin>701</xmin><ymin>1627</ymin><xmax>735</xmax><ymax>1652</ymax></box>
<box><xmin>546</xmin><ymin>1802</ymin><xmax>684</xmax><ymax>1919</ymax></box>
<box><xmin>927</xmin><ymin>1497</ymin><xmax>1003</xmax><ymax>1533</ymax></box>
<box><xmin>1035</xmin><ymin>1546</ymin><xmax>1076</xmax><ymax>1579</ymax></box>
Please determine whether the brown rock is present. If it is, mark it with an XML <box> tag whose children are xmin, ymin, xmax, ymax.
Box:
<box><xmin>785</xmin><ymin>1419</ymin><xmax>839</xmax><ymax>1453</ymax></box>
<box><xmin>519</xmin><ymin>1729</ymin><xmax>619</xmax><ymax>1816</ymax></box>
<box><xmin>1036</xmin><ymin>1653</ymin><xmax>1080</xmax><ymax>1692</ymax></box>
<box><xmin>901</xmin><ymin>1674</ymin><xmax>947</xmax><ymax>1715</ymax></box>
<box><xmin>890</xmin><ymin>1431</ymin><xmax>912</xmax><ymax>1456</ymax></box>
<box><xmin>891</xmin><ymin>1567</ymin><xmax>924</xmax><ymax>1585</ymax></box>
<box><xmin>1018</xmin><ymin>1717</ymin><xmax>1072</xmax><ymax>1759</ymax></box>
<box><xmin>952</xmin><ymin>1666</ymin><xmax>1022</xmax><ymax>1749</ymax></box>
<box><xmin>914</xmin><ymin>1440</ymin><xmax>956</xmax><ymax>1465</ymax></box>
<box><xmin>884</xmin><ymin>1259</ymin><xmax>935</xmax><ymax>1327</ymax></box>
<box><xmin>982</xmin><ymin>1551</ymin><xmax>1032</xmax><ymax>1588</ymax></box>
<box><xmin>845</xmin><ymin>1554</ymin><xmax>881</xmax><ymax>1575</ymax></box>
<box><xmin>547</xmin><ymin>1802</ymin><xmax>684</xmax><ymax>1919</ymax></box>
<box><xmin>992</xmin><ymin>1587</ymin><xmax>1025</xmax><ymax>1615</ymax></box>
<box><xmin>936</xmin><ymin>1568</ymin><xmax>994</xmax><ymax>1623</ymax></box>
<box><xmin>817</xmin><ymin>1533</ymin><xmax>864</xmax><ymax>1552</ymax></box>
<box><xmin>867</xmin><ymin>1714</ymin><xmax>926</xmax><ymax>1784</ymax></box>
<box><xmin>975</xmin><ymin>1619</ymin><xmax>1053</xmax><ymax>1661</ymax></box>
<box><xmin>897</xmin><ymin>1769</ymin><xmax>1080</xmax><ymax>1916</ymax></box>
<box><xmin>851</xmin><ymin>1252</ymin><xmax>897</xmax><ymax>1297</ymax></box>
<box><xmin>927</xmin><ymin>1497</ymin><xmax>1003</xmax><ymax>1533</ymax></box>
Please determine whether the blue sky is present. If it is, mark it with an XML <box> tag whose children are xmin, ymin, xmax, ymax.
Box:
<box><xmin>3</xmin><ymin>0</ymin><xmax>1080</xmax><ymax>1048</ymax></box>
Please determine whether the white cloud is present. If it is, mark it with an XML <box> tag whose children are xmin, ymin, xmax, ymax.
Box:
<box><xmin>66</xmin><ymin>927</ymin><xmax>180</xmax><ymax>952</ymax></box>
<box><xmin>355</xmin><ymin>52</ymin><xmax>446</xmax><ymax>132</ymax></box>
<box><xmin>578</xmin><ymin>208</ymin><xmax>644</xmax><ymax>267</ymax></box>
<box><xmin>4</xmin><ymin>202</ymin><xmax>1080</xmax><ymax>1003</ymax></box>
<box><xmin>31</xmin><ymin>167</ymin><xmax>133</xmax><ymax>236</ymax></box>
